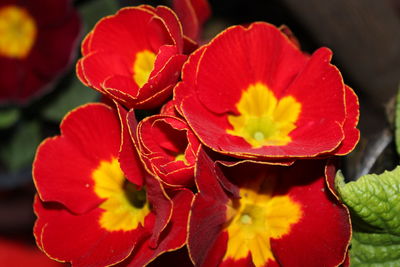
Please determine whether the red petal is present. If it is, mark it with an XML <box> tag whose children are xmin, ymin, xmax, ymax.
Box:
<box><xmin>90</xmin><ymin>7</ymin><xmax>155</xmax><ymax>57</ymax></box>
<box><xmin>81</xmin><ymin>31</ymin><xmax>93</xmax><ymax>56</ymax></box>
<box><xmin>196</xmin><ymin>23</ymin><xmax>308</xmax><ymax>114</ymax></box>
<box><xmin>269</xmin><ymin>160</ymin><xmax>351</xmax><ymax>267</ymax></box>
<box><xmin>172</xmin><ymin>0</ymin><xmax>200</xmax><ymax>40</ymax></box>
<box><xmin>33</xmin><ymin>104</ymin><xmax>121</xmax><ymax>214</ymax></box>
<box><xmin>81</xmin><ymin>51</ymin><xmax>130</xmax><ymax>92</ymax></box>
<box><xmin>116</xmin><ymin>103</ymin><xmax>146</xmax><ymax>187</ymax></box>
<box><xmin>172</xmin><ymin>0</ymin><xmax>211</xmax><ymax>40</ymax></box>
<box><xmin>145</xmin><ymin>176</ymin><xmax>173</xmax><ymax>248</ymax></box>
<box><xmin>34</xmin><ymin>197</ymin><xmax>148</xmax><ymax>267</ymax></box>
<box><xmin>26</xmin><ymin>0</ymin><xmax>75</xmax><ymax>26</ymax></box>
<box><xmin>28</xmin><ymin>10</ymin><xmax>80</xmax><ymax>77</ymax></box>
<box><xmin>0</xmin><ymin>236</ymin><xmax>62</xmax><ymax>267</ymax></box>
<box><xmin>332</xmin><ymin>85</ymin><xmax>360</xmax><ymax>155</ymax></box>
<box><xmin>124</xmin><ymin>189</ymin><xmax>193</xmax><ymax>266</ymax></box>
<box><xmin>153</xmin><ymin>6</ymin><xmax>184</xmax><ymax>52</ymax></box>
<box><xmin>173</xmin><ymin>45</ymin><xmax>206</xmax><ymax>115</ymax></box>
<box><xmin>188</xmin><ymin>149</ymin><xmax>231</xmax><ymax>266</ymax></box>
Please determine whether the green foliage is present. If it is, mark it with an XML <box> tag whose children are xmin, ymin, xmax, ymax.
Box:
<box><xmin>39</xmin><ymin>0</ymin><xmax>119</xmax><ymax>122</ymax></box>
<box><xmin>0</xmin><ymin>120</ymin><xmax>41</xmax><ymax>172</ymax></box>
<box><xmin>336</xmin><ymin>168</ymin><xmax>400</xmax><ymax>266</ymax></box>
<box><xmin>0</xmin><ymin>109</ymin><xmax>20</xmax><ymax>129</ymax></box>
<box><xmin>41</xmin><ymin>75</ymin><xmax>98</xmax><ymax>122</ymax></box>
<box><xmin>79</xmin><ymin>0</ymin><xmax>119</xmax><ymax>31</ymax></box>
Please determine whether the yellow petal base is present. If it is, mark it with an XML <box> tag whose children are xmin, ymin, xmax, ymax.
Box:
<box><xmin>93</xmin><ymin>158</ymin><xmax>150</xmax><ymax>232</ymax></box>
<box><xmin>227</xmin><ymin>83</ymin><xmax>301</xmax><ymax>148</ymax></box>
<box><xmin>223</xmin><ymin>174</ymin><xmax>302</xmax><ymax>266</ymax></box>
<box><xmin>133</xmin><ymin>50</ymin><xmax>156</xmax><ymax>87</ymax></box>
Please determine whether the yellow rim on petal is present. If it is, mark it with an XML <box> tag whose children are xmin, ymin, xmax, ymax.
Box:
<box><xmin>0</xmin><ymin>5</ymin><xmax>37</xmax><ymax>59</ymax></box>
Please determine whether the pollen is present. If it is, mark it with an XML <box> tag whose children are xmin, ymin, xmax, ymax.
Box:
<box><xmin>0</xmin><ymin>5</ymin><xmax>37</xmax><ymax>59</ymax></box>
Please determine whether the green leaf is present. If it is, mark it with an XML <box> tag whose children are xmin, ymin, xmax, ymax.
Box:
<box><xmin>395</xmin><ymin>86</ymin><xmax>400</xmax><ymax>155</ymax></box>
<box><xmin>335</xmin><ymin>168</ymin><xmax>400</xmax><ymax>266</ymax></box>
<box><xmin>0</xmin><ymin>108</ymin><xmax>20</xmax><ymax>129</ymax></box>
<box><xmin>79</xmin><ymin>0</ymin><xmax>119</xmax><ymax>31</ymax></box>
<box><xmin>41</xmin><ymin>75</ymin><xmax>98</xmax><ymax>122</ymax></box>
<box><xmin>0</xmin><ymin>120</ymin><xmax>41</xmax><ymax>171</ymax></box>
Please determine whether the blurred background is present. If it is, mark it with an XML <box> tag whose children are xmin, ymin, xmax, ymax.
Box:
<box><xmin>0</xmin><ymin>0</ymin><xmax>399</xmax><ymax>265</ymax></box>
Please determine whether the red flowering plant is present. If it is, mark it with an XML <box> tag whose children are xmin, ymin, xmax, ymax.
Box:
<box><xmin>77</xmin><ymin>5</ymin><xmax>189</xmax><ymax>109</ymax></box>
<box><xmin>33</xmin><ymin>103</ymin><xmax>193</xmax><ymax>266</ymax></box>
<box><xmin>0</xmin><ymin>237</ymin><xmax>63</xmax><ymax>267</ymax></box>
<box><xmin>174</xmin><ymin>22</ymin><xmax>359</xmax><ymax>161</ymax></box>
<box><xmin>0</xmin><ymin>0</ymin><xmax>80</xmax><ymax>104</ymax></box>
<box><xmin>31</xmin><ymin>1</ymin><xmax>400</xmax><ymax>267</ymax></box>
<box><xmin>172</xmin><ymin>0</ymin><xmax>211</xmax><ymax>42</ymax></box>
<box><xmin>188</xmin><ymin>150</ymin><xmax>350</xmax><ymax>267</ymax></box>
<box><xmin>135</xmin><ymin>113</ymin><xmax>201</xmax><ymax>187</ymax></box>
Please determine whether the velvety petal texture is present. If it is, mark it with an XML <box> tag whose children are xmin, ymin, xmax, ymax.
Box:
<box><xmin>31</xmin><ymin>2</ymin><xmax>361</xmax><ymax>266</ymax></box>
<box><xmin>188</xmin><ymin>150</ymin><xmax>351</xmax><ymax>267</ymax></box>
<box><xmin>0</xmin><ymin>237</ymin><xmax>62</xmax><ymax>267</ymax></box>
<box><xmin>77</xmin><ymin>5</ymin><xmax>188</xmax><ymax>109</ymax></box>
<box><xmin>33</xmin><ymin>103</ymin><xmax>193</xmax><ymax>266</ymax></box>
<box><xmin>172</xmin><ymin>0</ymin><xmax>211</xmax><ymax>41</ymax></box>
<box><xmin>0</xmin><ymin>0</ymin><xmax>81</xmax><ymax>104</ymax></box>
<box><xmin>175</xmin><ymin>22</ymin><xmax>359</xmax><ymax>160</ymax></box>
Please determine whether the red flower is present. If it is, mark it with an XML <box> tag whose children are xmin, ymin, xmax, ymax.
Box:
<box><xmin>188</xmin><ymin>150</ymin><xmax>351</xmax><ymax>267</ymax></box>
<box><xmin>0</xmin><ymin>238</ymin><xmax>63</xmax><ymax>267</ymax></box>
<box><xmin>0</xmin><ymin>0</ymin><xmax>81</xmax><ymax>105</ymax></box>
<box><xmin>77</xmin><ymin>5</ymin><xmax>188</xmax><ymax>109</ymax></box>
<box><xmin>160</xmin><ymin>99</ymin><xmax>181</xmax><ymax>117</ymax></box>
<box><xmin>172</xmin><ymin>0</ymin><xmax>211</xmax><ymax>42</ymax></box>
<box><xmin>174</xmin><ymin>23</ymin><xmax>359</xmax><ymax>161</ymax></box>
<box><xmin>33</xmin><ymin>103</ymin><xmax>193</xmax><ymax>266</ymax></box>
<box><xmin>135</xmin><ymin>113</ymin><xmax>201</xmax><ymax>187</ymax></box>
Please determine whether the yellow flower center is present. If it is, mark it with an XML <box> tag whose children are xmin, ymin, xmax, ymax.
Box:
<box><xmin>0</xmin><ymin>5</ymin><xmax>37</xmax><ymax>59</ymax></box>
<box><xmin>224</xmin><ymin>175</ymin><xmax>302</xmax><ymax>266</ymax></box>
<box><xmin>92</xmin><ymin>158</ymin><xmax>150</xmax><ymax>232</ymax></box>
<box><xmin>175</xmin><ymin>153</ymin><xmax>188</xmax><ymax>164</ymax></box>
<box><xmin>227</xmin><ymin>83</ymin><xmax>301</xmax><ymax>148</ymax></box>
<box><xmin>133</xmin><ymin>50</ymin><xmax>156</xmax><ymax>87</ymax></box>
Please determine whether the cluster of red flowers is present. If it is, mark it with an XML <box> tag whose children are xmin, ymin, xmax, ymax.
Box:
<box><xmin>33</xmin><ymin>1</ymin><xmax>360</xmax><ymax>266</ymax></box>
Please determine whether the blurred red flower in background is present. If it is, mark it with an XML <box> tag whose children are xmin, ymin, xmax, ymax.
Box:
<box><xmin>0</xmin><ymin>0</ymin><xmax>81</xmax><ymax>105</ymax></box>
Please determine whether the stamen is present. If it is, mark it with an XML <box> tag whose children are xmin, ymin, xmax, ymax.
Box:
<box><xmin>240</xmin><ymin>214</ymin><xmax>252</xmax><ymax>225</ymax></box>
<box><xmin>253</xmin><ymin>131</ymin><xmax>265</xmax><ymax>141</ymax></box>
